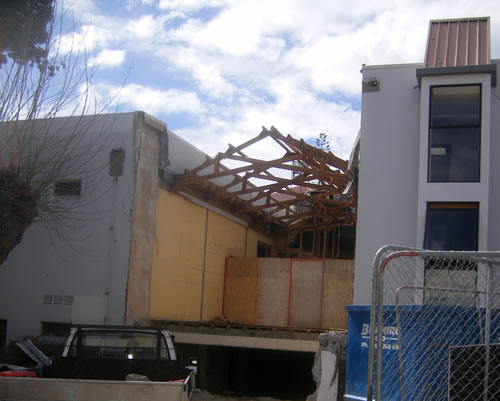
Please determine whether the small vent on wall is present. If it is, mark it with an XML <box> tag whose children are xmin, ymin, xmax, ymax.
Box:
<box><xmin>54</xmin><ymin>180</ymin><xmax>82</xmax><ymax>196</ymax></box>
<box><xmin>43</xmin><ymin>295</ymin><xmax>53</xmax><ymax>304</ymax></box>
<box><xmin>43</xmin><ymin>294</ymin><xmax>73</xmax><ymax>306</ymax></box>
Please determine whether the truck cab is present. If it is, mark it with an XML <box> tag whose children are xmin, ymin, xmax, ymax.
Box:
<box><xmin>1</xmin><ymin>325</ymin><xmax>197</xmax><ymax>401</ymax></box>
<box><xmin>41</xmin><ymin>325</ymin><xmax>192</xmax><ymax>383</ymax></box>
<box><xmin>62</xmin><ymin>326</ymin><xmax>178</xmax><ymax>361</ymax></box>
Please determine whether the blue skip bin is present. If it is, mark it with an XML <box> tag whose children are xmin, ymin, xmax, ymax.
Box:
<box><xmin>344</xmin><ymin>304</ymin><xmax>499</xmax><ymax>401</ymax></box>
<box><xmin>344</xmin><ymin>305</ymin><xmax>399</xmax><ymax>401</ymax></box>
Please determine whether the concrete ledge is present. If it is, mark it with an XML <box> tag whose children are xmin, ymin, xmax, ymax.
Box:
<box><xmin>173</xmin><ymin>331</ymin><xmax>318</xmax><ymax>352</ymax></box>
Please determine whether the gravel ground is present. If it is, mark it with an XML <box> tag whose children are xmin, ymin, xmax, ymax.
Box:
<box><xmin>192</xmin><ymin>389</ymin><xmax>288</xmax><ymax>401</ymax></box>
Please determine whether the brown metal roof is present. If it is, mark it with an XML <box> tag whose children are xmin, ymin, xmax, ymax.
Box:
<box><xmin>424</xmin><ymin>17</ymin><xmax>490</xmax><ymax>68</ymax></box>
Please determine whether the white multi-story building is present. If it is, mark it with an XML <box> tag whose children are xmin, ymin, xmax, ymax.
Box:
<box><xmin>346</xmin><ymin>16</ymin><xmax>499</xmax><ymax>401</ymax></box>
<box><xmin>354</xmin><ymin>17</ymin><xmax>499</xmax><ymax>304</ymax></box>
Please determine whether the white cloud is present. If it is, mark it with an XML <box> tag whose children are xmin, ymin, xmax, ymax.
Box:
<box><xmin>176</xmin><ymin>78</ymin><xmax>359</xmax><ymax>160</ymax></box>
<box><xmin>167</xmin><ymin>47</ymin><xmax>235</xmax><ymax>98</ymax></box>
<box><xmin>101</xmin><ymin>84</ymin><xmax>205</xmax><ymax>115</ymax></box>
<box><xmin>59</xmin><ymin>83</ymin><xmax>204</xmax><ymax>118</ymax></box>
<box><xmin>88</xmin><ymin>49</ymin><xmax>126</xmax><ymax>68</ymax></box>
<box><xmin>126</xmin><ymin>15</ymin><xmax>158</xmax><ymax>40</ymax></box>
<box><xmin>126</xmin><ymin>0</ymin><xmax>156</xmax><ymax>9</ymax></box>
<box><xmin>196</xmin><ymin>4</ymin><xmax>266</xmax><ymax>56</ymax></box>
<box><xmin>55</xmin><ymin>25</ymin><xmax>111</xmax><ymax>55</ymax></box>
<box><xmin>125</xmin><ymin>14</ymin><xmax>175</xmax><ymax>40</ymax></box>
<box><xmin>62</xmin><ymin>0</ymin><xmax>500</xmax><ymax>162</ymax></box>
<box><xmin>165</xmin><ymin>0</ymin><xmax>500</xmax><ymax>98</ymax></box>
<box><xmin>158</xmin><ymin>0</ymin><xmax>229</xmax><ymax>12</ymax></box>
<box><xmin>61</xmin><ymin>0</ymin><xmax>98</xmax><ymax>16</ymax></box>
<box><xmin>158</xmin><ymin>0</ymin><xmax>500</xmax><ymax>160</ymax></box>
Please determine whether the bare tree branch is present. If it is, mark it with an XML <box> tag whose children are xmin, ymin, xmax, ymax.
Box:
<box><xmin>0</xmin><ymin>0</ymin><xmax>122</xmax><ymax>264</ymax></box>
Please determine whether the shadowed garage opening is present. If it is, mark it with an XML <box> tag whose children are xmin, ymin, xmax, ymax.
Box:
<box><xmin>177</xmin><ymin>344</ymin><xmax>316</xmax><ymax>400</ymax></box>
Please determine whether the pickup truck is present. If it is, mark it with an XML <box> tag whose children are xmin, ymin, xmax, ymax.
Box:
<box><xmin>0</xmin><ymin>325</ymin><xmax>196</xmax><ymax>401</ymax></box>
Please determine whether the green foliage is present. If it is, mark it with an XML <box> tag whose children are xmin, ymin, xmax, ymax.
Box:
<box><xmin>0</xmin><ymin>0</ymin><xmax>55</xmax><ymax>67</ymax></box>
<box><xmin>315</xmin><ymin>132</ymin><xmax>330</xmax><ymax>152</ymax></box>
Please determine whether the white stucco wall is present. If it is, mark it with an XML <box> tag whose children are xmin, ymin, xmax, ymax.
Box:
<box><xmin>353</xmin><ymin>64</ymin><xmax>422</xmax><ymax>305</ymax></box>
<box><xmin>487</xmin><ymin>61</ymin><xmax>500</xmax><ymax>251</ymax></box>
<box><xmin>486</xmin><ymin>61</ymin><xmax>500</xmax><ymax>288</ymax></box>
<box><xmin>354</xmin><ymin>61</ymin><xmax>500</xmax><ymax>305</ymax></box>
<box><xmin>0</xmin><ymin>113</ymin><xmax>137</xmax><ymax>343</ymax></box>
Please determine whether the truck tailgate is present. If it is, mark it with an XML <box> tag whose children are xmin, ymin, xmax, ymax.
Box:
<box><xmin>0</xmin><ymin>371</ymin><xmax>195</xmax><ymax>401</ymax></box>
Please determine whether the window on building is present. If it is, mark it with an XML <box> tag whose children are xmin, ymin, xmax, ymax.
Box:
<box><xmin>423</xmin><ymin>203</ymin><xmax>479</xmax><ymax>305</ymax></box>
<box><xmin>424</xmin><ymin>202</ymin><xmax>479</xmax><ymax>251</ymax></box>
<box><xmin>0</xmin><ymin>320</ymin><xmax>6</xmax><ymax>348</ymax></box>
<box><xmin>54</xmin><ymin>179</ymin><xmax>82</xmax><ymax>196</ymax></box>
<box><xmin>257</xmin><ymin>241</ymin><xmax>272</xmax><ymax>257</ymax></box>
<box><xmin>428</xmin><ymin>85</ymin><xmax>481</xmax><ymax>182</ymax></box>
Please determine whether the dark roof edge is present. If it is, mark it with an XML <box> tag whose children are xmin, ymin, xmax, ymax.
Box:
<box><xmin>416</xmin><ymin>64</ymin><xmax>497</xmax><ymax>87</ymax></box>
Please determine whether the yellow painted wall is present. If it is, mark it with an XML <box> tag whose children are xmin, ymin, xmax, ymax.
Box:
<box><xmin>150</xmin><ymin>190</ymin><xmax>275</xmax><ymax>322</ymax></box>
<box><xmin>150</xmin><ymin>190</ymin><xmax>206</xmax><ymax>320</ymax></box>
<box><xmin>202</xmin><ymin>212</ymin><xmax>246</xmax><ymax>320</ymax></box>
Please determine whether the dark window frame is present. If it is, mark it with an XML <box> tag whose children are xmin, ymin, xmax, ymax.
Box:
<box><xmin>257</xmin><ymin>241</ymin><xmax>272</xmax><ymax>257</ymax></box>
<box><xmin>0</xmin><ymin>319</ymin><xmax>6</xmax><ymax>348</ymax></box>
<box><xmin>427</xmin><ymin>84</ymin><xmax>482</xmax><ymax>183</ymax></box>
<box><xmin>423</xmin><ymin>202</ymin><xmax>479</xmax><ymax>305</ymax></box>
<box><xmin>423</xmin><ymin>202</ymin><xmax>479</xmax><ymax>251</ymax></box>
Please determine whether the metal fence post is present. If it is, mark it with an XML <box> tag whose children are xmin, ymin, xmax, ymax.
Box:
<box><xmin>368</xmin><ymin>248</ymin><xmax>500</xmax><ymax>401</ymax></box>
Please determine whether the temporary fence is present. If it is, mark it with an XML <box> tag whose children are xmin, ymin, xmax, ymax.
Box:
<box><xmin>367</xmin><ymin>246</ymin><xmax>500</xmax><ymax>401</ymax></box>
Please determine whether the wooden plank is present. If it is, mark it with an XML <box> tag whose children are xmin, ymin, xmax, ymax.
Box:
<box><xmin>221</xmin><ymin>258</ymin><xmax>258</xmax><ymax>325</ymax></box>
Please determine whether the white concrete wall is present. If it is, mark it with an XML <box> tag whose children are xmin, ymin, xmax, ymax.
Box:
<box><xmin>353</xmin><ymin>64</ymin><xmax>421</xmax><ymax>305</ymax></box>
<box><xmin>0</xmin><ymin>113</ymin><xmax>137</xmax><ymax>343</ymax></box>
<box><xmin>486</xmin><ymin>62</ymin><xmax>500</xmax><ymax>288</ymax></box>
<box><xmin>487</xmin><ymin>61</ymin><xmax>500</xmax><ymax>251</ymax></box>
<box><xmin>354</xmin><ymin>61</ymin><xmax>500</xmax><ymax>305</ymax></box>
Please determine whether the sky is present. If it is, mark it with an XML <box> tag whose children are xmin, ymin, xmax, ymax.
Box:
<box><xmin>60</xmin><ymin>0</ymin><xmax>500</xmax><ymax>160</ymax></box>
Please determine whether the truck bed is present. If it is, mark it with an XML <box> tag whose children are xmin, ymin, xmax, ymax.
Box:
<box><xmin>0</xmin><ymin>374</ymin><xmax>195</xmax><ymax>401</ymax></box>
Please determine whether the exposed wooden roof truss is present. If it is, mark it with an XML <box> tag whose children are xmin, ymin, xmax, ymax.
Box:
<box><xmin>173</xmin><ymin>126</ymin><xmax>355</xmax><ymax>235</ymax></box>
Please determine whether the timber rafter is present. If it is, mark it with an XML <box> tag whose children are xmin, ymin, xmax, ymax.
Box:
<box><xmin>172</xmin><ymin>126</ymin><xmax>355</xmax><ymax>236</ymax></box>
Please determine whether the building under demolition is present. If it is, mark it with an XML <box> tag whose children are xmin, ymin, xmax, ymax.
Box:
<box><xmin>0</xmin><ymin>111</ymin><xmax>356</xmax><ymax>398</ymax></box>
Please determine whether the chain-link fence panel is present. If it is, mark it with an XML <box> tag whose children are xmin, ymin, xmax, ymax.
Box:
<box><xmin>367</xmin><ymin>248</ymin><xmax>500</xmax><ymax>401</ymax></box>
